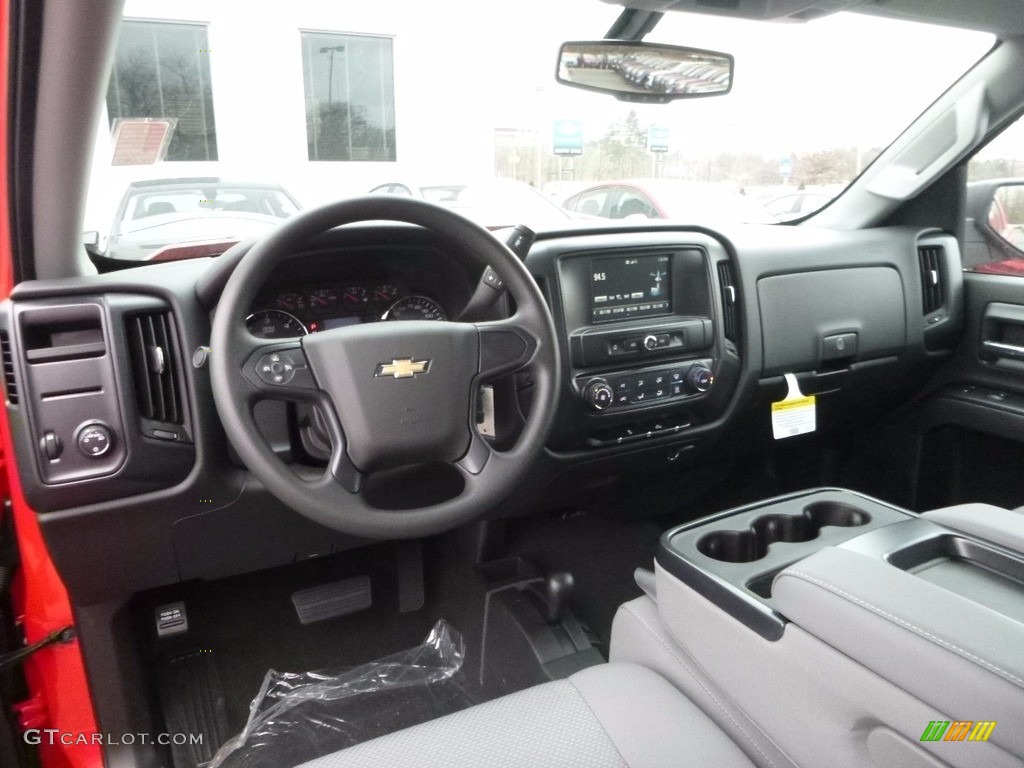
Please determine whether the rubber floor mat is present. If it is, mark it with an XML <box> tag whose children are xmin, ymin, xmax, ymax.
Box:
<box><xmin>157</xmin><ymin>649</ymin><xmax>230</xmax><ymax>768</ymax></box>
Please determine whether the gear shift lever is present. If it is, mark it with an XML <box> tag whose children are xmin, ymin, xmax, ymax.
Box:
<box><xmin>530</xmin><ymin>571</ymin><xmax>574</xmax><ymax>624</ymax></box>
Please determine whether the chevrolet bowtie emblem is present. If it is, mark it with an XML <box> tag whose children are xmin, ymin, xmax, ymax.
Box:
<box><xmin>375</xmin><ymin>358</ymin><xmax>430</xmax><ymax>379</ymax></box>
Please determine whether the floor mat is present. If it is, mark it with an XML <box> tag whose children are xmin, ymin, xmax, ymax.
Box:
<box><xmin>156</xmin><ymin>649</ymin><xmax>230</xmax><ymax>768</ymax></box>
<box><xmin>209</xmin><ymin>620</ymin><xmax>474</xmax><ymax>768</ymax></box>
<box><xmin>145</xmin><ymin>538</ymin><xmax>493</xmax><ymax>758</ymax></box>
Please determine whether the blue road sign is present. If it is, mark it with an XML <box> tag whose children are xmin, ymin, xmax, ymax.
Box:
<box><xmin>553</xmin><ymin>119</ymin><xmax>584</xmax><ymax>156</ymax></box>
<box><xmin>648</xmin><ymin>126</ymin><xmax>670</xmax><ymax>153</ymax></box>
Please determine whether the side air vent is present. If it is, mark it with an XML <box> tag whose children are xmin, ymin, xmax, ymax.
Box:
<box><xmin>0</xmin><ymin>331</ymin><xmax>18</xmax><ymax>404</ymax></box>
<box><xmin>918</xmin><ymin>244</ymin><xmax>945</xmax><ymax>316</ymax></box>
<box><xmin>717</xmin><ymin>261</ymin><xmax>739</xmax><ymax>343</ymax></box>
<box><xmin>125</xmin><ymin>311</ymin><xmax>183</xmax><ymax>424</ymax></box>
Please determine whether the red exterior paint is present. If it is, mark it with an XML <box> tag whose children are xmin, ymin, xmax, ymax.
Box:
<box><xmin>0</xmin><ymin>1</ymin><xmax>103</xmax><ymax>766</ymax></box>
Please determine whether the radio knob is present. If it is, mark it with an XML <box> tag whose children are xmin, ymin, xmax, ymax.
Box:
<box><xmin>643</xmin><ymin>334</ymin><xmax>659</xmax><ymax>351</ymax></box>
<box><xmin>686</xmin><ymin>365</ymin><xmax>714</xmax><ymax>393</ymax></box>
<box><xmin>582</xmin><ymin>379</ymin><xmax>614</xmax><ymax>411</ymax></box>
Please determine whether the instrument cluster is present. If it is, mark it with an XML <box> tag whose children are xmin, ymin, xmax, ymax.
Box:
<box><xmin>247</xmin><ymin>281</ymin><xmax>448</xmax><ymax>339</ymax></box>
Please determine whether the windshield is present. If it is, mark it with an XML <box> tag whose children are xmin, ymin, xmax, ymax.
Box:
<box><xmin>86</xmin><ymin>1</ymin><xmax>993</xmax><ymax>260</ymax></box>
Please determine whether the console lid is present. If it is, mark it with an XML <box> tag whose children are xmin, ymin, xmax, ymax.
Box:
<box><xmin>772</xmin><ymin>544</ymin><xmax>1024</xmax><ymax>758</ymax></box>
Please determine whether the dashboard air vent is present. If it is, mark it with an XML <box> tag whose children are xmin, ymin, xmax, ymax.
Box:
<box><xmin>918</xmin><ymin>244</ymin><xmax>945</xmax><ymax>316</ymax></box>
<box><xmin>717</xmin><ymin>262</ymin><xmax>739</xmax><ymax>343</ymax></box>
<box><xmin>0</xmin><ymin>331</ymin><xmax>18</xmax><ymax>404</ymax></box>
<box><xmin>125</xmin><ymin>311</ymin><xmax>183</xmax><ymax>424</ymax></box>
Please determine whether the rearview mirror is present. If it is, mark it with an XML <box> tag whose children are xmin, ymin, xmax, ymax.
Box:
<box><xmin>556</xmin><ymin>41</ymin><xmax>733</xmax><ymax>103</ymax></box>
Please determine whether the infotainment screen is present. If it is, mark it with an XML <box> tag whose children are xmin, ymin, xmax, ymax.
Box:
<box><xmin>591</xmin><ymin>253</ymin><xmax>671</xmax><ymax>322</ymax></box>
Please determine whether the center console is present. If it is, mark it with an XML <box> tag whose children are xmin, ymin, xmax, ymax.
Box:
<box><xmin>621</xmin><ymin>488</ymin><xmax>1024</xmax><ymax>768</ymax></box>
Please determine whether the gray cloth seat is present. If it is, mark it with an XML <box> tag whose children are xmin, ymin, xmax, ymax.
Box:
<box><xmin>296</xmin><ymin>662</ymin><xmax>755</xmax><ymax>768</ymax></box>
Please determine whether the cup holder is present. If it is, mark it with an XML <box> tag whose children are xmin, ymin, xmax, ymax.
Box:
<box><xmin>697</xmin><ymin>502</ymin><xmax>871</xmax><ymax>563</ymax></box>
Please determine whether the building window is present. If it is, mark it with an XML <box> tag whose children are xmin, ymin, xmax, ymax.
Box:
<box><xmin>106</xmin><ymin>20</ymin><xmax>218</xmax><ymax>161</ymax></box>
<box><xmin>301</xmin><ymin>32</ymin><xmax>396</xmax><ymax>162</ymax></box>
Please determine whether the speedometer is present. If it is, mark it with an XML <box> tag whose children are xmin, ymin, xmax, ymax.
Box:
<box><xmin>246</xmin><ymin>309</ymin><xmax>308</xmax><ymax>338</ymax></box>
<box><xmin>382</xmin><ymin>296</ymin><xmax>447</xmax><ymax>322</ymax></box>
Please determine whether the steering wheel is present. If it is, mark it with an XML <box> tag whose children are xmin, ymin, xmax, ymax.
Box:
<box><xmin>209</xmin><ymin>196</ymin><xmax>560</xmax><ymax>539</ymax></box>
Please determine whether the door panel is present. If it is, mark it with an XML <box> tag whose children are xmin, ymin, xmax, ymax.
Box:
<box><xmin>913</xmin><ymin>271</ymin><xmax>1024</xmax><ymax>509</ymax></box>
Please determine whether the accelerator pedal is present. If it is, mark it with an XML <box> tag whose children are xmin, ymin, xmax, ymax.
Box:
<box><xmin>291</xmin><ymin>575</ymin><xmax>372</xmax><ymax>625</ymax></box>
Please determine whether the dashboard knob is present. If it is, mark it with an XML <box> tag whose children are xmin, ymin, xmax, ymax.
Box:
<box><xmin>582</xmin><ymin>379</ymin><xmax>614</xmax><ymax>411</ymax></box>
<box><xmin>686</xmin><ymin>365</ymin><xmax>714</xmax><ymax>393</ymax></box>
<box><xmin>76</xmin><ymin>422</ymin><xmax>113</xmax><ymax>457</ymax></box>
<box><xmin>643</xmin><ymin>334</ymin><xmax>659</xmax><ymax>351</ymax></box>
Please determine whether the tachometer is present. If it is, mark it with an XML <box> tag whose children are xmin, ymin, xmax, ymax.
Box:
<box><xmin>382</xmin><ymin>296</ymin><xmax>447</xmax><ymax>322</ymax></box>
<box><xmin>246</xmin><ymin>309</ymin><xmax>308</xmax><ymax>338</ymax></box>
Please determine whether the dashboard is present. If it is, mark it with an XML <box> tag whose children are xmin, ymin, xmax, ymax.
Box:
<box><xmin>0</xmin><ymin>220</ymin><xmax>965</xmax><ymax>606</ymax></box>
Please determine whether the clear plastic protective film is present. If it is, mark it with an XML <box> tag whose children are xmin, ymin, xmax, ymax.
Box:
<box><xmin>209</xmin><ymin>620</ymin><xmax>474</xmax><ymax>768</ymax></box>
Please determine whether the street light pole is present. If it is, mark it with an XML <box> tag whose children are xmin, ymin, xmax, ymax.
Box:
<box><xmin>319</xmin><ymin>45</ymin><xmax>345</xmax><ymax>105</ymax></box>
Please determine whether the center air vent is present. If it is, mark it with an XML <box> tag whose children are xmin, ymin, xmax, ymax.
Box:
<box><xmin>717</xmin><ymin>261</ymin><xmax>739</xmax><ymax>343</ymax></box>
<box><xmin>918</xmin><ymin>244</ymin><xmax>945</xmax><ymax>317</ymax></box>
<box><xmin>125</xmin><ymin>311</ymin><xmax>183</xmax><ymax>425</ymax></box>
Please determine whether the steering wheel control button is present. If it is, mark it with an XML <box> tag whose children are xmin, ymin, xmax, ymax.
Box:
<box><xmin>482</xmin><ymin>266</ymin><xmax>505</xmax><ymax>291</ymax></box>
<box><xmin>258</xmin><ymin>351</ymin><xmax>302</xmax><ymax>385</ymax></box>
<box><xmin>76</xmin><ymin>423</ymin><xmax>113</xmax><ymax>458</ymax></box>
<box><xmin>583</xmin><ymin>379</ymin><xmax>614</xmax><ymax>411</ymax></box>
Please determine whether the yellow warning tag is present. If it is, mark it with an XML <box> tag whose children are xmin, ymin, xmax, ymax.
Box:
<box><xmin>771</xmin><ymin>373</ymin><xmax>816</xmax><ymax>439</ymax></box>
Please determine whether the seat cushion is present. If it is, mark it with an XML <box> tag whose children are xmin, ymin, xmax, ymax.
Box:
<box><xmin>296</xmin><ymin>662</ymin><xmax>755</xmax><ymax>768</ymax></box>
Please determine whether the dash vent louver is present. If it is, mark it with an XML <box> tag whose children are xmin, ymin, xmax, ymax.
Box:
<box><xmin>918</xmin><ymin>244</ymin><xmax>945</xmax><ymax>316</ymax></box>
<box><xmin>125</xmin><ymin>311</ymin><xmax>183</xmax><ymax>424</ymax></box>
<box><xmin>0</xmin><ymin>331</ymin><xmax>18</xmax><ymax>404</ymax></box>
<box><xmin>717</xmin><ymin>261</ymin><xmax>739</xmax><ymax>343</ymax></box>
